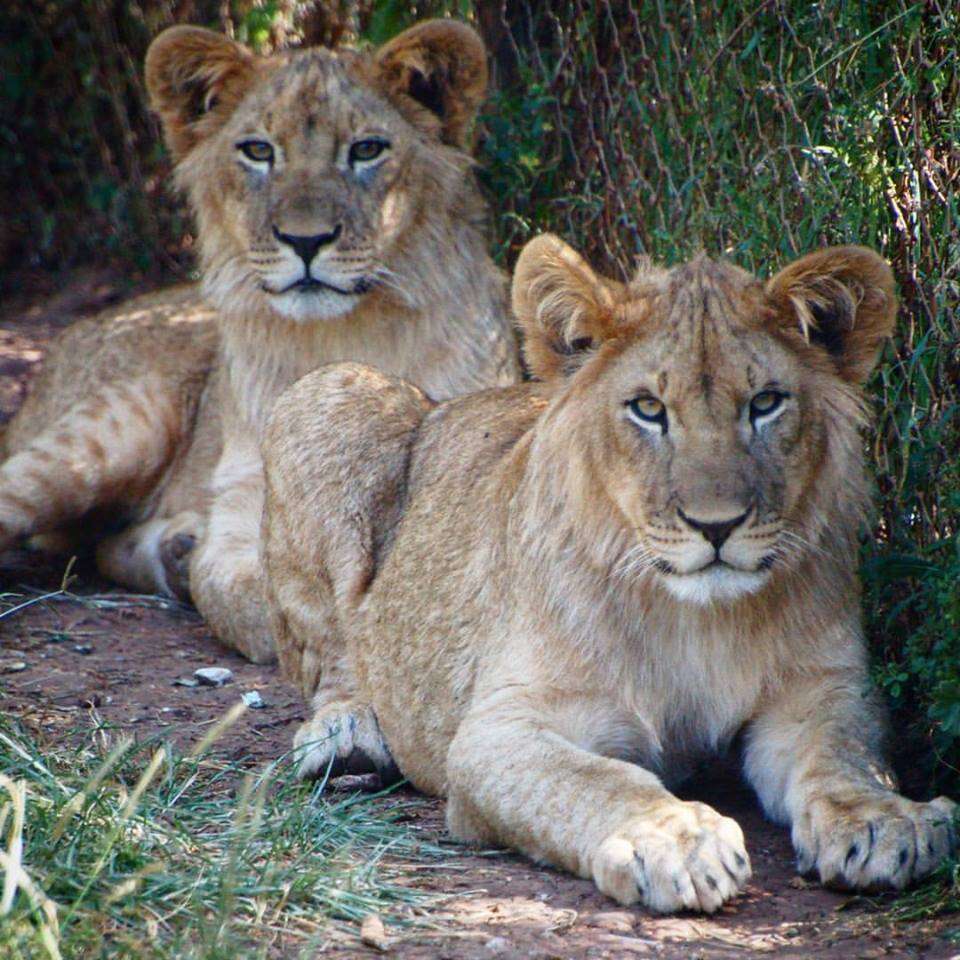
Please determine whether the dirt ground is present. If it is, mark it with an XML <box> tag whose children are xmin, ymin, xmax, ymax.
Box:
<box><xmin>2</xmin><ymin>274</ymin><xmax>959</xmax><ymax>959</ymax></box>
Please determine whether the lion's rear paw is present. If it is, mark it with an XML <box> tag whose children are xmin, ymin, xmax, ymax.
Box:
<box><xmin>160</xmin><ymin>531</ymin><xmax>196</xmax><ymax>601</ymax></box>
<box><xmin>158</xmin><ymin>511</ymin><xmax>204</xmax><ymax>601</ymax></box>
<box><xmin>794</xmin><ymin>793</ymin><xmax>957</xmax><ymax>891</ymax></box>
<box><xmin>593</xmin><ymin>800</ymin><xmax>751</xmax><ymax>913</ymax></box>
<box><xmin>294</xmin><ymin>702</ymin><xmax>399</xmax><ymax>785</ymax></box>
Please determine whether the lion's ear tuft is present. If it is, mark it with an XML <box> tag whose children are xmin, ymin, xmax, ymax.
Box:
<box><xmin>766</xmin><ymin>246</ymin><xmax>897</xmax><ymax>383</ymax></box>
<box><xmin>145</xmin><ymin>26</ymin><xmax>256</xmax><ymax>161</ymax></box>
<box><xmin>375</xmin><ymin>20</ymin><xmax>487</xmax><ymax>148</ymax></box>
<box><xmin>512</xmin><ymin>234</ymin><xmax>620</xmax><ymax>381</ymax></box>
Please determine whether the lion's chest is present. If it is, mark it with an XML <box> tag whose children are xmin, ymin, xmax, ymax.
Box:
<box><xmin>589</xmin><ymin>626</ymin><xmax>771</xmax><ymax>784</ymax></box>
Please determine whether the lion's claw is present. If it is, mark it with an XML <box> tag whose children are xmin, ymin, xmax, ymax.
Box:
<box><xmin>294</xmin><ymin>702</ymin><xmax>400</xmax><ymax>784</ymax></box>
<box><xmin>794</xmin><ymin>793</ymin><xmax>957</xmax><ymax>890</ymax></box>
<box><xmin>593</xmin><ymin>800</ymin><xmax>751</xmax><ymax>912</ymax></box>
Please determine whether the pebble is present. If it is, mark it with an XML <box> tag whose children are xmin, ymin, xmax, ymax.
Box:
<box><xmin>172</xmin><ymin>677</ymin><xmax>199</xmax><ymax>687</ymax></box>
<box><xmin>73</xmin><ymin>644</ymin><xmax>93</xmax><ymax>655</ymax></box>
<box><xmin>241</xmin><ymin>690</ymin><xmax>267</xmax><ymax>709</ymax></box>
<box><xmin>194</xmin><ymin>667</ymin><xmax>234</xmax><ymax>687</ymax></box>
<box><xmin>484</xmin><ymin>937</ymin><xmax>511</xmax><ymax>955</ymax></box>
<box><xmin>0</xmin><ymin>660</ymin><xmax>27</xmax><ymax>673</ymax></box>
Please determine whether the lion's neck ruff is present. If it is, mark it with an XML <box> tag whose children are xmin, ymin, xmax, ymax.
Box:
<box><xmin>155</xmin><ymin>21</ymin><xmax>512</xmax><ymax>433</ymax></box>
<box><xmin>195</xmin><ymin>168</ymin><xmax>500</xmax><ymax>432</ymax></box>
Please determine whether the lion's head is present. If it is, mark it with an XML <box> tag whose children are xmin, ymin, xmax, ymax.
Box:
<box><xmin>146</xmin><ymin>20</ymin><xmax>489</xmax><ymax>322</ymax></box>
<box><xmin>512</xmin><ymin>235</ymin><xmax>896</xmax><ymax>606</ymax></box>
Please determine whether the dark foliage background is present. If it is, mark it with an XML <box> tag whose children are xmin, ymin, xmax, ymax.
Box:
<box><xmin>2</xmin><ymin>0</ymin><xmax>958</xmax><ymax>790</ymax></box>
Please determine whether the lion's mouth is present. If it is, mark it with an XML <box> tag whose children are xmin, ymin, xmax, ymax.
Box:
<box><xmin>658</xmin><ymin>561</ymin><xmax>774</xmax><ymax>605</ymax></box>
<box><xmin>263</xmin><ymin>275</ymin><xmax>373</xmax><ymax>297</ymax></box>
<box><xmin>661</xmin><ymin>556</ymin><xmax>776</xmax><ymax>577</ymax></box>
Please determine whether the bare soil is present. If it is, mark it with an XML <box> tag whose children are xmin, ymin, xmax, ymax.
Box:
<box><xmin>2</xmin><ymin>274</ymin><xmax>958</xmax><ymax>958</ymax></box>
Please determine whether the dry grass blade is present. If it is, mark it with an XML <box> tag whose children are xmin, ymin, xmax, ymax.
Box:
<box><xmin>0</xmin><ymin>715</ymin><xmax>447</xmax><ymax>958</ymax></box>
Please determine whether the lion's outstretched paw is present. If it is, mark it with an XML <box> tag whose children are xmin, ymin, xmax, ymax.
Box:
<box><xmin>793</xmin><ymin>792</ymin><xmax>957</xmax><ymax>890</ymax></box>
<box><xmin>593</xmin><ymin>800</ymin><xmax>751</xmax><ymax>913</ymax></box>
<box><xmin>294</xmin><ymin>702</ymin><xmax>400</xmax><ymax>784</ymax></box>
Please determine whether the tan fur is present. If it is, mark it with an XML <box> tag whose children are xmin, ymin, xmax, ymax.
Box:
<box><xmin>0</xmin><ymin>286</ymin><xmax>219</xmax><ymax>598</ymax></box>
<box><xmin>263</xmin><ymin>236</ymin><xmax>955</xmax><ymax>912</ymax></box>
<box><xmin>0</xmin><ymin>21</ymin><xmax>519</xmax><ymax>662</ymax></box>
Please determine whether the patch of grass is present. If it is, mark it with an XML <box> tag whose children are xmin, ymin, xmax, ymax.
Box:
<box><xmin>885</xmin><ymin>861</ymin><xmax>960</xmax><ymax>927</ymax></box>
<box><xmin>841</xmin><ymin>860</ymin><xmax>960</xmax><ymax>940</ymax></box>
<box><xmin>0</xmin><ymin>713</ymin><xmax>445</xmax><ymax>958</ymax></box>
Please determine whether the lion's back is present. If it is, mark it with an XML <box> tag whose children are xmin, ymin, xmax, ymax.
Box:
<box><xmin>4</xmin><ymin>284</ymin><xmax>217</xmax><ymax>457</ymax></box>
<box><xmin>354</xmin><ymin>382</ymin><xmax>547</xmax><ymax>791</ymax></box>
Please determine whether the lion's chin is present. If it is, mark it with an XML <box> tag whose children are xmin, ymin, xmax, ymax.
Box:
<box><xmin>660</xmin><ymin>565</ymin><xmax>771</xmax><ymax>605</ymax></box>
<box><xmin>266</xmin><ymin>288</ymin><xmax>362</xmax><ymax>323</ymax></box>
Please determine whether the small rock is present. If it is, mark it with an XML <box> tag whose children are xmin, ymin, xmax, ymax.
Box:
<box><xmin>194</xmin><ymin>667</ymin><xmax>233</xmax><ymax>687</ymax></box>
<box><xmin>73</xmin><ymin>644</ymin><xmax>93</xmax><ymax>655</ymax></box>
<box><xmin>172</xmin><ymin>677</ymin><xmax>199</xmax><ymax>687</ymax></box>
<box><xmin>360</xmin><ymin>913</ymin><xmax>390</xmax><ymax>952</ymax></box>
<box><xmin>0</xmin><ymin>660</ymin><xmax>27</xmax><ymax>673</ymax></box>
<box><xmin>241</xmin><ymin>690</ymin><xmax>268</xmax><ymax>709</ymax></box>
<box><xmin>484</xmin><ymin>937</ymin><xmax>511</xmax><ymax>955</ymax></box>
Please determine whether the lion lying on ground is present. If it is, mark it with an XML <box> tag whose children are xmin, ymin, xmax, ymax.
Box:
<box><xmin>0</xmin><ymin>20</ymin><xmax>518</xmax><ymax>663</ymax></box>
<box><xmin>263</xmin><ymin>234</ymin><xmax>956</xmax><ymax>912</ymax></box>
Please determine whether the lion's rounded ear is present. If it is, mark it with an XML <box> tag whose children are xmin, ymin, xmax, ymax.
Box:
<box><xmin>375</xmin><ymin>20</ymin><xmax>487</xmax><ymax>148</ymax></box>
<box><xmin>766</xmin><ymin>246</ymin><xmax>897</xmax><ymax>384</ymax></box>
<box><xmin>145</xmin><ymin>26</ymin><xmax>256</xmax><ymax>161</ymax></box>
<box><xmin>512</xmin><ymin>234</ymin><xmax>620</xmax><ymax>381</ymax></box>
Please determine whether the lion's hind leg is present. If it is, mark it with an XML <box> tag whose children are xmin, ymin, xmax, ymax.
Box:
<box><xmin>0</xmin><ymin>376</ymin><xmax>184</xmax><ymax>557</ymax></box>
<box><xmin>263</xmin><ymin>362</ymin><xmax>432</xmax><ymax>781</ymax></box>
<box><xmin>96</xmin><ymin>510</ymin><xmax>204</xmax><ymax>600</ymax></box>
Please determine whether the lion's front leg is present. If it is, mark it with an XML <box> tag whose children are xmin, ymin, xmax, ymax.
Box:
<box><xmin>189</xmin><ymin>445</ymin><xmax>276</xmax><ymax>663</ymax></box>
<box><xmin>262</xmin><ymin>364</ymin><xmax>431</xmax><ymax>779</ymax></box>
<box><xmin>446</xmin><ymin>692</ymin><xmax>751</xmax><ymax>913</ymax></box>
<box><xmin>745</xmin><ymin>667</ymin><xmax>956</xmax><ymax>890</ymax></box>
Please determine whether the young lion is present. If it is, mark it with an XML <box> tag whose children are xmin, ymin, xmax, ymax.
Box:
<box><xmin>263</xmin><ymin>235</ymin><xmax>956</xmax><ymax>912</ymax></box>
<box><xmin>0</xmin><ymin>20</ymin><xmax>519</xmax><ymax>663</ymax></box>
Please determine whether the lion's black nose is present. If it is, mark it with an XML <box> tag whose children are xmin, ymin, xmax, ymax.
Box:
<box><xmin>272</xmin><ymin>224</ymin><xmax>342</xmax><ymax>266</ymax></box>
<box><xmin>678</xmin><ymin>508</ymin><xmax>749</xmax><ymax>550</ymax></box>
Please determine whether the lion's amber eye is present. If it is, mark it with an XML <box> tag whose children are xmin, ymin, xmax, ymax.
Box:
<box><xmin>349</xmin><ymin>138</ymin><xmax>389</xmax><ymax>165</ymax></box>
<box><xmin>237</xmin><ymin>140</ymin><xmax>274</xmax><ymax>164</ymax></box>
<box><xmin>749</xmin><ymin>390</ymin><xmax>785</xmax><ymax>422</ymax></box>
<box><xmin>627</xmin><ymin>395</ymin><xmax>668</xmax><ymax>433</ymax></box>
